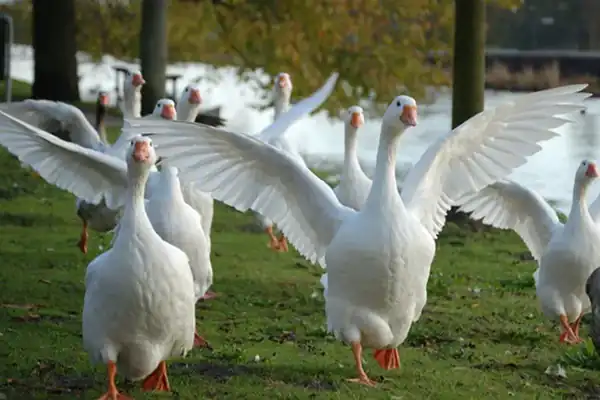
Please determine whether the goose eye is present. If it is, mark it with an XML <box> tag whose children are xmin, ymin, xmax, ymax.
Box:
<box><xmin>396</xmin><ymin>101</ymin><xmax>401</xmax><ymax>107</ymax></box>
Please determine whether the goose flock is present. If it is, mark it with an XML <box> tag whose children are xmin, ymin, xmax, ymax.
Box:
<box><xmin>0</xmin><ymin>69</ymin><xmax>595</xmax><ymax>397</ymax></box>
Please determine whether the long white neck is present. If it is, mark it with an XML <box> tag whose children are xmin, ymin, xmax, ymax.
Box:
<box><xmin>569</xmin><ymin>177</ymin><xmax>593</xmax><ymax>224</ymax></box>
<box><xmin>343</xmin><ymin>124</ymin><xmax>362</xmax><ymax>176</ymax></box>
<box><xmin>123</xmin><ymin>86</ymin><xmax>142</xmax><ymax>118</ymax></box>
<box><xmin>274</xmin><ymin>95</ymin><xmax>290</xmax><ymax>119</ymax></box>
<box><xmin>152</xmin><ymin>169</ymin><xmax>185</xmax><ymax>203</ymax></box>
<box><xmin>176</xmin><ymin>100</ymin><xmax>200</xmax><ymax>122</ymax></box>
<box><xmin>113</xmin><ymin>163</ymin><xmax>155</xmax><ymax>246</ymax></box>
<box><xmin>363</xmin><ymin>124</ymin><xmax>404</xmax><ymax>210</ymax></box>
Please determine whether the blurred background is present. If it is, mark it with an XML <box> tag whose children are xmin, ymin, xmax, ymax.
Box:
<box><xmin>0</xmin><ymin>0</ymin><xmax>598</xmax><ymax>212</ymax></box>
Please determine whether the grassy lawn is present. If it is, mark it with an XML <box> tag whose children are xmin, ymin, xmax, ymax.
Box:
<box><xmin>1</xmin><ymin>128</ymin><xmax>600</xmax><ymax>399</ymax></box>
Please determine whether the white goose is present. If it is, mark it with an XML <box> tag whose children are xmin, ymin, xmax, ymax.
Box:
<box><xmin>0</xmin><ymin>109</ymin><xmax>211</xmax><ymax>359</ymax></box>
<box><xmin>82</xmin><ymin>136</ymin><xmax>195</xmax><ymax>398</ymax></box>
<box><xmin>0</xmin><ymin>97</ymin><xmax>175</xmax><ymax>253</ymax></box>
<box><xmin>176</xmin><ymin>84</ymin><xmax>203</xmax><ymax>122</ymax></box>
<box><xmin>255</xmin><ymin>71</ymin><xmax>339</xmax><ymax>251</ymax></box>
<box><xmin>457</xmin><ymin>160</ymin><xmax>600</xmax><ymax>344</ymax></box>
<box><xmin>122</xmin><ymin>85</ymin><xmax>588</xmax><ymax>385</ymax></box>
<box><xmin>333</xmin><ymin>106</ymin><xmax>372</xmax><ymax>211</ymax></box>
<box><xmin>174</xmin><ymin>84</ymin><xmax>215</xmax><ymax>244</ymax></box>
<box><xmin>120</xmin><ymin>69</ymin><xmax>145</xmax><ymax>119</ymax></box>
<box><xmin>144</xmin><ymin>164</ymin><xmax>214</xmax><ymax>344</ymax></box>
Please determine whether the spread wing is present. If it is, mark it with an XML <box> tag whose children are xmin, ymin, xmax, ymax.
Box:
<box><xmin>400</xmin><ymin>84</ymin><xmax>589</xmax><ymax>238</ymax></box>
<box><xmin>123</xmin><ymin>119</ymin><xmax>354</xmax><ymax>267</ymax></box>
<box><xmin>457</xmin><ymin>180</ymin><xmax>561</xmax><ymax>261</ymax></box>
<box><xmin>0</xmin><ymin>110</ymin><xmax>129</xmax><ymax>209</ymax></box>
<box><xmin>0</xmin><ymin>99</ymin><xmax>105</xmax><ymax>151</ymax></box>
<box><xmin>257</xmin><ymin>72</ymin><xmax>339</xmax><ymax>143</ymax></box>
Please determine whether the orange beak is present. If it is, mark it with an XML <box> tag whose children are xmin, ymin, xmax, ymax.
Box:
<box><xmin>98</xmin><ymin>93</ymin><xmax>109</xmax><ymax>106</ymax></box>
<box><xmin>132</xmin><ymin>141</ymin><xmax>150</xmax><ymax>162</ymax></box>
<box><xmin>400</xmin><ymin>105</ymin><xmax>417</xmax><ymax>127</ymax></box>
<box><xmin>350</xmin><ymin>112</ymin><xmax>363</xmax><ymax>129</ymax></box>
<box><xmin>132</xmin><ymin>73</ymin><xmax>145</xmax><ymax>87</ymax></box>
<box><xmin>586</xmin><ymin>163</ymin><xmax>599</xmax><ymax>178</ymax></box>
<box><xmin>277</xmin><ymin>75</ymin><xmax>287</xmax><ymax>88</ymax></box>
<box><xmin>160</xmin><ymin>104</ymin><xmax>176</xmax><ymax>120</ymax></box>
<box><xmin>188</xmin><ymin>88</ymin><xmax>202</xmax><ymax>105</ymax></box>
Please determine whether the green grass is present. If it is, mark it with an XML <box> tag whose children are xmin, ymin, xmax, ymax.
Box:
<box><xmin>1</xmin><ymin>130</ymin><xmax>600</xmax><ymax>399</ymax></box>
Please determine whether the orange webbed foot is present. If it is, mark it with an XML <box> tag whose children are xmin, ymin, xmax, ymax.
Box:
<box><xmin>96</xmin><ymin>391</ymin><xmax>132</xmax><ymax>400</ymax></box>
<box><xmin>373</xmin><ymin>348</ymin><xmax>400</xmax><ymax>370</ymax></box>
<box><xmin>142</xmin><ymin>361</ymin><xmax>170</xmax><ymax>392</ymax></box>
<box><xmin>200</xmin><ymin>291</ymin><xmax>218</xmax><ymax>301</ymax></box>
<box><xmin>346</xmin><ymin>375</ymin><xmax>377</xmax><ymax>387</ymax></box>
<box><xmin>277</xmin><ymin>234</ymin><xmax>289</xmax><ymax>252</ymax></box>
<box><xmin>97</xmin><ymin>361</ymin><xmax>132</xmax><ymax>399</ymax></box>
<box><xmin>193</xmin><ymin>331</ymin><xmax>211</xmax><ymax>349</ymax></box>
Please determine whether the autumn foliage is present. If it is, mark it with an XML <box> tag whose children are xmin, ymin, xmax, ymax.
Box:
<box><xmin>2</xmin><ymin>0</ymin><xmax>522</xmax><ymax>112</ymax></box>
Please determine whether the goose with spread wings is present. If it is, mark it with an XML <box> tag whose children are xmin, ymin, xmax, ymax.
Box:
<box><xmin>122</xmin><ymin>84</ymin><xmax>589</xmax><ymax>385</ymax></box>
<box><xmin>254</xmin><ymin>71</ymin><xmax>339</xmax><ymax>252</ymax></box>
<box><xmin>458</xmin><ymin>160</ymin><xmax>600</xmax><ymax>344</ymax></box>
<box><xmin>0</xmin><ymin>97</ymin><xmax>176</xmax><ymax>253</ymax></box>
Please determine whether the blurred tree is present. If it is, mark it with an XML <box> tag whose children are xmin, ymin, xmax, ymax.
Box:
<box><xmin>6</xmin><ymin>0</ymin><xmax>523</xmax><ymax>113</ymax></box>
<box><xmin>452</xmin><ymin>0</ymin><xmax>485</xmax><ymax>129</ymax></box>
<box><xmin>448</xmin><ymin>0</ymin><xmax>486</xmax><ymax>226</ymax></box>
<box><xmin>31</xmin><ymin>0</ymin><xmax>79</xmax><ymax>101</ymax></box>
<box><xmin>140</xmin><ymin>0</ymin><xmax>168</xmax><ymax>115</ymax></box>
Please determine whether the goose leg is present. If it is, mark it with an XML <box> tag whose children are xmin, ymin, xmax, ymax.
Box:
<box><xmin>571</xmin><ymin>313</ymin><xmax>584</xmax><ymax>340</ymax></box>
<box><xmin>193</xmin><ymin>330</ymin><xmax>211</xmax><ymax>349</ymax></box>
<box><xmin>346</xmin><ymin>342</ymin><xmax>377</xmax><ymax>387</ymax></box>
<box><xmin>142</xmin><ymin>361</ymin><xmax>170</xmax><ymax>392</ymax></box>
<box><xmin>200</xmin><ymin>290</ymin><xmax>218</xmax><ymax>301</ymax></box>
<box><xmin>373</xmin><ymin>348</ymin><xmax>401</xmax><ymax>370</ymax></box>
<box><xmin>96</xmin><ymin>361</ymin><xmax>132</xmax><ymax>400</ymax></box>
<box><xmin>265</xmin><ymin>226</ymin><xmax>281</xmax><ymax>251</ymax></box>
<box><xmin>277</xmin><ymin>234</ymin><xmax>289</xmax><ymax>252</ymax></box>
<box><xmin>78</xmin><ymin>219</ymin><xmax>89</xmax><ymax>254</ymax></box>
<box><xmin>559</xmin><ymin>314</ymin><xmax>580</xmax><ymax>344</ymax></box>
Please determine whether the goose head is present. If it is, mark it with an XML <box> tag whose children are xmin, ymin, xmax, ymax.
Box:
<box><xmin>96</xmin><ymin>91</ymin><xmax>108</xmax><ymax>120</ymax></box>
<box><xmin>382</xmin><ymin>95</ymin><xmax>417</xmax><ymax>133</ymax></box>
<box><xmin>126</xmin><ymin>70</ymin><xmax>145</xmax><ymax>89</ymax></box>
<box><xmin>127</xmin><ymin>136</ymin><xmax>157</xmax><ymax>174</ymax></box>
<box><xmin>181</xmin><ymin>84</ymin><xmax>202</xmax><ymax>105</ymax></box>
<box><xmin>273</xmin><ymin>72</ymin><xmax>292</xmax><ymax>101</ymax></box>
<box><xmin>343</xmin><ymin>105</ymin><xmax>365</xmax><ymax>131</ymax></box>
<box><xmin>575</xmin><ymin>160</ymin><xmax>599</xmax><ymax>185</ymax></box>
<box><xmin>153</xmin><ymin>99</ymin><xmax>177</xmax><ymax>120</ymax></box>
<box><xmin>97</xmin><ymin>91</ymin><xmax>109</xmax><ymax>107</ymax></box>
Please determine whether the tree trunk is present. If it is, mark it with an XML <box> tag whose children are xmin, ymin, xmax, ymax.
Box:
<box><xmin>448</xmin><ymin>0</ymin><xmax>486</xmax><ymax>227</ymax></box>
<box><xmin>32</xmin><ymin>0</ymin><xmax>79</xmax><ymax>102</ymax></box>
<box><xmin>140</xmin><ymin>0</ymin><xmax>168</xmax><ymax>116</ymax></box>
<box><xmin>452</xmin><ymin>0</ymin><xmax>485</xmax><ymax>129</ymax></box>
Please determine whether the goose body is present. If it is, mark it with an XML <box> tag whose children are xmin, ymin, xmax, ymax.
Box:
<box><xmin>120</xmin><ymin>70</ymin><xmax>145</xmax><ymax>119</ymax></box>
<box><xmin>122</xmin><ymin>84</ymin><xmax>589</xmax><ymax>385</ymax></box>
<box><xmin>458</xmin><ymin>160</ymin><xmax>600</xmax><ymax>343</ymax></box>
<box><xmin>144</xmin><ymin>165</ymin><xmax>214</xmax><ymax>338</ymax></box>
<box><xmin>83</xmin><ymin>136</ymin><xmax>195</xmax><ymax>397</ymax></box>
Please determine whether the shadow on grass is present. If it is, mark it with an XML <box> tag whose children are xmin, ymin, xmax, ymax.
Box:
<box><xmin>1</xmin><ymin>359</ymin><xmax>340</xmax><ymax>399</ymax></box>
<box><xmin>171</xmin><ymin>360</ymin><xmax>340</xmax><ymax>390</ymax></box>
